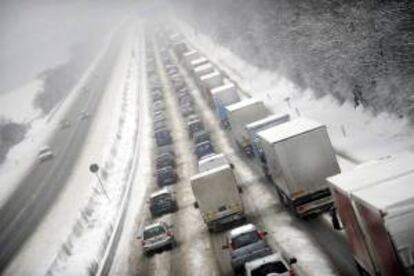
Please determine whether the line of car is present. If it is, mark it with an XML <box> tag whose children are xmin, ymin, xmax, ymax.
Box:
<box><xmin>166</xmin><ymin>26</ymin><xmax>414</xmax><ymax>276</ymax></box>
<box><xmin>154</xmin><ymin>30</ymin><xmax>298</xmax><ymax>276</ymax></box>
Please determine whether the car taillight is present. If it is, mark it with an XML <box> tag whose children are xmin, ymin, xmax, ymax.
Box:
<box><xmin>141</xmin><ymin>240</ymin><xmax>146</xmax><ymax>246</ymax></box>
<box><xmin>289</xmin><ymin>269</ymin><xmax>295</xmax><ymax>276</ymax></box>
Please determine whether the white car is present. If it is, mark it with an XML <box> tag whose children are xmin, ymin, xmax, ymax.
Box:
<box><xmin>245</xmin><ymin>253</ymin><xmax>297</xmax><ymax>276</ymax></box>
<box><xmin>38</xmin><ymin>146</ymin><xmax>54</xmax><ymax>162</ymax></box>
<box><xmin>139</xmin><ymin>222</ymin><xmax>176</xmax><ymax>257</ymax></box>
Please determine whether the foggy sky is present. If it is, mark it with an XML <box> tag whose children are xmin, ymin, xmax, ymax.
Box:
<box><xmin>0</xmin><ymin>0</ymin><xmax>136</xmax><ymax>95</ymax></box>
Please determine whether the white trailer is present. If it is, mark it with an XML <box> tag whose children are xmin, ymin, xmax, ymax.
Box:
<box><xmin>211</xmin><ymin>83</ymin><xmax>241</xmax><ymax>125</ymax></box>
<box><xmin>183</xmin><ymin>50</ymin><xmax>201</xmax><ymax>68</ymax></box>
<box><xmin>191</xmin><ymin>165</ymin><xmax>245</xmax><ymax>232</ymax></box>
<box><xmin>245</xmin><ymin>113</ymin><xmax>290</xmax><ymax>159</ymax></box>
<box><xmin>190</xmin><ymin>57</ymin><xmax>209</xmax><ymax>72</ymax></box>
<box><xmin>200</xmin><ymin>71</ymin><xmax>224</xmax><ymax>105</ymax></box>
<box><xmin>226</xmin><ymin>98</ymin><xmax>270</xmax><ymax>156</ymax></box>
<box><xmin>194</xmin><ymin>63</ymin><xmax>215</xmax><ymax>83</ymax></box>
<box><xmin>327</xmin><ymin>153</ymin><xmax>414</xmax><ymax>276</ymax></box>
<box><xmin>258</xmin><ymin>117</ymin><xmax>340</xmax><ymax>217</ymax></box>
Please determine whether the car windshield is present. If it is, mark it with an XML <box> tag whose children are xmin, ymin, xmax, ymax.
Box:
<box><xmin>143</xmin><ymin>225</ymin><xmax>166</xmax><ymax>239</ymax></box>
<box><xmin>251</xmin><ymin>261</ymin><xmax>288</xmax><ymax>276</ymax></box>
<box><xmin>232</xmin><ymin>231</ymin><xmax>260</xmax><ymax>249</ymax></box>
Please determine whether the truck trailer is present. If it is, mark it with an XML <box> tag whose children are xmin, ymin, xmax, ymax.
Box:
<box><xmin>211</xmin><ymin>82</ymin><xmax>241</xmax><ymax>126</ymax></box>
<box><xmin>327</xmin><ymin>153</ymin><xmax>414</xmax><ymax>276</ymax></box>
<box><xmin>245</xmin><ymin>113</ymin><xmax>290</xmax><ymax>159</ymax></box>
<box><xmin>226</xmin><ymin>98</ymin><xmax>269</xmax><ymax>156</ymax></box>
<box><xmin>258</xmin><ymin>117</ymin><xmax>340</xmax><ymax>217</ymax></box>
<box><xmin>199</xmin><ymin>71</ymin><xmax>224</xmax><ymax>105</ymax></box>
<box><xmin>191</xmin><ymin>165</ymin><xmax>245</xmax><ymax>232</ymax></box>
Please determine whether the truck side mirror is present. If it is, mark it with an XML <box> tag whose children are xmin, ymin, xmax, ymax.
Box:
<box><xmin>229</xmin><ymin>163</ymin><xmax>235</xmax><ymax>169</ymax></box>
<box><xmin>289</xmin><ymin>257</ymin><xmax>297</xmax><ymax>265</ymax></box>
<box><xmin>193</xmin><ymin>202</ymin><xmax>199</xmax><ymax>209</ymax></box>
<box><xmin>237</xmin><ymin>186</ymin><xmax>243</xmax><ymax>194</ymax></box>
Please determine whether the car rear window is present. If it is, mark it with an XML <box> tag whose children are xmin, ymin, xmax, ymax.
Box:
<box><xmin>251</xmin><ymin>261</ymin><xmax>288</xmax><ymax>276</ymax></box>
<box><xmin>143</xmin><ymin>225</ymin><xmax>166</xmax><ymax>239</ymax></box>
<box><xmin>232</xmin><ymin>231</ymin><xmax>260</xmax><ymax>249</ymax></box>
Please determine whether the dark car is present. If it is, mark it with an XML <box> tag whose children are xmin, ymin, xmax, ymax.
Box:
<box><xmin>155</xmin><ymin>128</ymin><xmax>173</xmax><ymax>147</ymax></box>
<box><xmin>193</xmin><ymin>130</ymin><xmax>211</xmax><ymax>145</ymax></box>
<box><xmin>194</xmin><ymin>141</ymin><xmax>215</xmax><ymax>160</ymax></box>
<box><xmin>149</xmin><ymin>187</ymin><xmax>178</xmax><ymax>217</ymax></box>
<box><xmin>156</xmin><ymin>153</ymin><xmax>176</xmax><ymax>169</ymax></box>
<box><xmin>153</xmin><ymin>119</ymin><xmax>168</xmax><ymax>132</ymax></box>
<box><xmin>157</xmin><ymin>144</ymin><xmax>175</xmax><ymax>157</ymax></box>
<box><xmin>152</xmin><ymin>100</ymin><xmax>165</xmax><ymax>112</ymax></box>
<box><xmin>151</xmin><ymin>89</ymin><xmax>163</xmax><ymax>102</ymax></box>
<box><xmin>156</xmin><ymin>166</ymin><xmax>178</xmax><ymax>187</ymax></box>
<box><xmin>188</xmin><ymin>119</ymin><xmax>205</xmax><ymax>138</ymax></box>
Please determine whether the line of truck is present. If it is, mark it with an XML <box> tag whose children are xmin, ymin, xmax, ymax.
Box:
<box><xmin>166</xmin><ymin>27</ymin><xmax>414</xmax><ymax>276</ymax></box>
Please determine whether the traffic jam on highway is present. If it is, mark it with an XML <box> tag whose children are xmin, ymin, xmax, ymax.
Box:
<box><xmin>133</xmin><ymin>22</ymin><xmax>414</xmax><ymax>276</ymax></box>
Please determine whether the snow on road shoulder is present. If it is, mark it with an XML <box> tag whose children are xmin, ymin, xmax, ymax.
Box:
<box><xmin>0</xmin><ymin>28</ymin><xmax>115</xmax><ymax>209</ymax></box>
<box><xmin>178</xmin><ymin>22</ymin><xmax>414</xmax><ymax>163</ymax></box>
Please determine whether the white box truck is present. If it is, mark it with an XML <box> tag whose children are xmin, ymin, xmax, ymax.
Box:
<box><xmin>190</xmin><ymin>57</ymin><xmax>209</xmax><ymax>72</ymax></box>
<box><xmin>327</xmin><ymin>153</ymin><xmax>414</xmax><ymax>276</ymax></box>
<box><xmin>226</xmin><ymin>98</ymin><xmax>270</xmax><ymax>156</ymax></box>
<box><xmin>200</xmin><ymin>71</ymin><xmax>224</xmax><ymax>105</ymax></box>
<box><xmin>191</xmin><ymin>165</ymin><xmax>245</xmax><ymax>232</ymax></box>
<box><xmin>258</xmin><ymin>117</ymin><xmax>340</xmax><ymax>217</ymax></box>
<box><xmin>194</xmin><ymin>63</ymin><xmax>214</xmax><ymax>80</ymax></box>
<box><xmin>183</xmin><ymin>50</ymin><xmax>201</xmax><ymax>68</ymax></box>
<box><xmin>211</xmin><ymin>83</ymin><xmax>241</xmax><ymax>126</ymax></box>
<box><xmin>245</xmin><ymin>113</ymin><xmax>290</xmax><ymax>159</ymax></box>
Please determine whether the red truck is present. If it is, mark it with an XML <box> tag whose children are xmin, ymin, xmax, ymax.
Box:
<box><xmin>328</xmin><ymin>153</ymin><xmax>414</xmax><ymax>276</ymax></box>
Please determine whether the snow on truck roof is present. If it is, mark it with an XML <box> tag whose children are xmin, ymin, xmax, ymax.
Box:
<box><xmin>245</xmin><ymin>113</ymin><xmax>290</xmax><ymax>131</ymax></box>
<box><xmin>211</xmin><ymin>82</ymin><xmax>235</xmax><ymax>93</ymax></box>
<box><xmin>327</xmin><ymin>152</ymin><xmax>414</xmax><ymax>195</ymax></box>
<box><xmin>191</xmin><ymin>164</ymin><xmax>231</xmax><ymax>180</ymax></box>
<box><xmin>352</xmin><ymin>171</ymin><xmax>414</xmax><ymax>216</ymax></box>
<box><xmin>194</xmin><ymin>63</ymin><xmax>213</xmax><ymax>72</ymax></box>
<box><xmin>183</xmin><ymin>50</ymin><xmax>198</xmax><ymax>57</ymax></box>
<box><xmin>229</xmin><ymin>223</ymin><xmax>257</xmax><ymax>238</ymax></box>
<box><xmin>225</xmin><ymin>98</ymin><xmax>262</xmax><ymax>113</ymax></box>
<box><xmin>200</xmin><ymin>70</ymin><xmax>220</xmax><ymax>81</ymax></box>
<box><xmin>258</xmin><ymin>117</ymin><xmax>324</xmax><ymax>144</ymax></box>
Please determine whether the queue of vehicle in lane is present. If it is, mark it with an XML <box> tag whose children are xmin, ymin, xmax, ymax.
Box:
<box><xmin>155</xmin><ymin>30</ymin><xmax>298</xmax><ymax>276</ymax></box>
<box><xmin>167</xmin><ymin>28</ymin><xmax>414</xmax><ymax>276</ymax></box>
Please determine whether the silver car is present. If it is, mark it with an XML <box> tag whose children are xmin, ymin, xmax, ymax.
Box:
<box><xmin>139</xmin><ymin>222</ymin><xmax>176</xmax><ymax>257</ymax></box>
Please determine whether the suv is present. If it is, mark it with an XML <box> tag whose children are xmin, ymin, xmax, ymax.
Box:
<box><xmin>139</xmin><ymin>222</ymin><xmax>176</xmax><ymax>257</ymax></box>
<box><xmin>149</xmin><ymin>187</ymin><xmax>178</xmax><ymax>217</ymax></box>
<box><xmin>245</xmin><ymin>253</ymin><xmax>297</xmax><ymax>276</ymax></box>
<box><xmin>223</xmin><ymin>224</ymin><xmax>272</xmax><ymax>274</ymax></box>
<box><xmin>194</xmin><ymin>141</ymin><xmax>215</xmax><ymax>160</ymax></box>
<box><xmin>156</xmin><ymin>166</ymin><xmax>178</xmax><ymax>187</ymax></box>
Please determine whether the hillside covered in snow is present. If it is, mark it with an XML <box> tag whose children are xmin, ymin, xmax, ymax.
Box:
<box><xmin>174</xmin><ymin>0</ymin><xmax>414</xmax><ymax>121</ymax></box>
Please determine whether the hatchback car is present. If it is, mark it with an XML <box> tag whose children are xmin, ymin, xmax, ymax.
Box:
<box><xmin>193</xmin><ymin>130</ymin><xmax>211</xmax><ymax>145</ymax></box>
<box><xmin>194</xmin><ymin>141</ymin><xmax>215</xmax><ymax>160</ymax></box>
<box><xmin>139</xmin><ymin>222</ymin><xmax>176</xmax><ymax>257</ymax></box>
<box><xmin>156</xmin><ymin>166</ymin><xmax>178</xmax><ymax>187</ymax></box>
<box><xmin>154</xmin><ymin>129</ymin><xmax>173</xmax><ymax>147</ymax></box>
<box><xmin>156</xmin><ymin>153</ymin><xmax>176</xmax><ymax>169</ymax></box>
<box><xmin>187</xmin><ymin>119</ymin><xmax>204</xmax><ymax>138</ymax></box>
<box><xmin>223</xmin><ymin>224</ymin><xmax>272</xmax><ymax>274</ymax></box>
<box><xmin>149</xmin><ymin>187</ymin><xmax>178</xmax><ymax>217</ymax></box>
